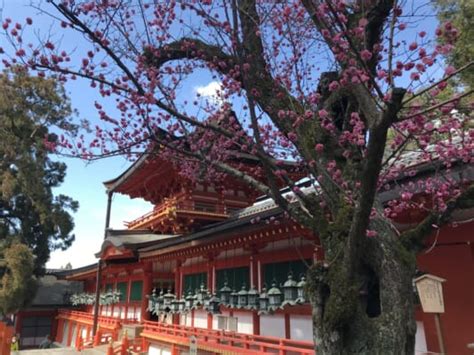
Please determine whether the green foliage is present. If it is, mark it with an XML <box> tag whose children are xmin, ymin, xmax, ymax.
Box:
<box><xmin>0</xmin><ymin>68</ymin><xmax>78</xmax><ymax>275</ymax></box>
<box><xmin>0</xmin><ymin>243</ymin><xmax>37</xmax><ymax>315</ymax></box>
<box><xmin>434</xmin><ymin>0</ymin><xmax>474</xmax><ymax>88</ymax></box>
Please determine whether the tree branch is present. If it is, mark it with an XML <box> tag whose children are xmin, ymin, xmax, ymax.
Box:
<box><xmin>401</xmin><ymin>183</ymin><xmax>474</xmax><ymax>252</ymax></box>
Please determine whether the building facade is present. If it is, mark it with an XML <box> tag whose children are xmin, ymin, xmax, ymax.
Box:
<box><xmin>54</xmin><ymin>154</ymin><xmax>474</xmax><ymax>354</ymax></box>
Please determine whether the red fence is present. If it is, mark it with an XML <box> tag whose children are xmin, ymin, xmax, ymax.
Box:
<box><xmin>142</xmin><ymin>321</ymin><xmax>315</xmax><ymax>354</ymax></box>
<box><xmin>0</xmin><ymin>321</ymin><xmax>14</xmax><ymax>355</ymax></box>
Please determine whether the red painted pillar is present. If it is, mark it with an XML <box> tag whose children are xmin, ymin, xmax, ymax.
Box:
<box><xmin>284</xmin><ymin>313</ymin><xmax>291</xmax><ymax>339</ymax></box>
<box><xmin>207</xmin><ymin>314</ymin><xmax>213</xmax><ymax>330</ymax></box>
<box><xmin>56</xmin><ymin>319</ymin><xmax>64</xmax><ymax>343</ymax></box>
<box><xmin>252</xmin><ymin>312</ymin><xmax>260</xmax><ymax>335</ymax></box>
<box><xmin>142</xmin><ymin>262</ymin><xmax>153</xmax><ymax>321</ymax></box>
<box><xmin>125</xmin><ymin>273</ymin><xmax>132</xmax><ymax>321</ymax></box>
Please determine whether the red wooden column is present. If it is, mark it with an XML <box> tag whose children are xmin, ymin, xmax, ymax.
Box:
<box><xmin>207</xmin><ymin>255</ymin><xmax>215</xmax><ymax>329</ymax></box>
<box><xmin>173</xmin><ymin>260</ymin><xmax>183</xmax><ymax>325</ymax></box>
<box><xmin>123</xmin><ymin>272</ymin><xmax>132</xmax><ymax>322</ymax></box>
<box><xmin>56</xmin><ymin>318</ymin><xmax>64</xmax><ymax>343</ymax></box>
<box><xmin>142</xmin><ymin>262</ymin><xmax>153</xmax><ymax>321</ymax></box>
<box><xmin>250</xmin><ymin>252</ymin><xmax>260</xmax><ymax>335</ymax></box>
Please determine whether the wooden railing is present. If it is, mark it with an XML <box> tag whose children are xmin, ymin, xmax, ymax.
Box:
<box><xmin>141</xmin><ymin>321</ymin><xmax>315</xmax><ymax>355</ymax></box>
<box><xmin>58</xmin><ymin>309</ymin><xmax>121</xmax><ymax>330</ymax></box>
<box><xmin>125</xmin><ymin>195</ymin><xmax>229</xmax><ymax>230</ymax></box>
<box><xmin>0</xmin><ymin>321</ymin><xmax>14</xmax><ymax>355</ymax></box>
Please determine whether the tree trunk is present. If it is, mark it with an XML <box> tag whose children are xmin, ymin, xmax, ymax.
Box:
<box><xmin>308</xmin><ymin>218</ymin><xmax>417</xmax><ymax>354</ymax></box>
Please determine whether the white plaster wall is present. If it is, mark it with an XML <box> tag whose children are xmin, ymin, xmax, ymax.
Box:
<box><xmin>61</xmin><ymin>321</ymin><xmax>69</xmax><ymax>346</ymax></box>
<box><xmin>185</xmin><ymin>313</ymin><xmax>192</xmax><ymax>327</ymax></box>
<box><xmin>415</xmin><ymin>321</ymin><xmax>428</xmax><ymax>354</ymax></box>
<box><xmin>148</xmin><ymin>345</ymin><xmax>171</xmax><ymax>355</ymax></box>
<box><xmin>113</xmin><ymin>307</ymin><xmax>120</xmax><ymax>318</ymax></box>
<box><xmin>81</xmin><ymin>327</ymin><xmax>88</xmax><ymax>339</ymax></box>
<box><xmin>194</xmin><ymin>309</ymin><xmax>208</xmax><ymax>329</ymax></box>
<box><xmin>290</xmin><ymin>315</ymin><xmax>313</xmax><ymax>342</ymax></box>
<box><xmin>135</xmin><ymin>309</ymin><xmax>141</xmax><ymax>321</ymax></box>
<box><xmin>260</xmin><ymin>314</ymin><xmax>285</xmax><ymax>338</ymax></box>
<box><xmin>212</xmin><ymin>311</ymin><xmax>230</xmax><ymax>330</ymax></box>
<box><xmin>235</xmin><ymin>312</ymin><xmax>253</xmax><ymax>334</ymax></box>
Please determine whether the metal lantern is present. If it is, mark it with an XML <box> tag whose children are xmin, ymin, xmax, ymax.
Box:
<box><xmin>258</xmin><ymin>287</ymin><xmax>269</xmax><ymax>315</ymax></box>
<box><xmin>282</xmin><ymin>273</ymin><xmax>298</xmax><ymax>306</ymax></box>
<box><xmin>203</xmin><ymin>291</ymin><xmax>211</xmax><ymax>311</ymax></box>
<box><xmin>147</xmin><ymin>288</ymin><xmax>157</xmax><ymax>312</ymax></box>
<box><xmin>156</xmin><ymin>289</ymin><xmax>165</xmax><ymax>314</ymax></box>
<box><xmin>247</xmin><ymin>285</ymin><xmax>259</xmax><ymax>310</ymax></box>
<box><xmin>296</xmin><ymin>276</ymin><xmax>307</xmax><ymax>304</ymax></box>
<box><xmin>208</xmin><ymin>293</ymin><xmax>221</xmax><ymax>314</ymax></box>
<box><xmin>230</xmin><ymin>289</ymin><xmax>239</xmax><ymax>308</ymax></box>
<box><xmin>170</xmin><ymin>298</ymin><xmax>180</xmax><ymax>313</ymax></box>
<box><xmin>185</xmin><ymin>290</ymin><xmax>195</xmax><ymax>312</ymax></box>
<box><xmin>177</xmin><ymin>297</ymin><xmax>186</xmax><ymax>313</ymax></box>
<box><xmin>163</xmin><ymin>288</ymin><xmax>176</xmax><ymax>310</ymax></box>
<box><xmin>237</xmin><ymin>285</ymin><xmax>248</xmax><ymax>308</ymax></box>
<box><xmin>219</xmin><ymin>281</ymin><xmax>232</xmax><ymax>305</ymax></box>
<box><xmin>196</xmin><ymin>283</ymin><xmax>208</xmax><ymax>306</ymax></box>
<box><xmin>268</xmin><ymin>282</ymin><xmax>283</xmax><ymax>310</ymax></box>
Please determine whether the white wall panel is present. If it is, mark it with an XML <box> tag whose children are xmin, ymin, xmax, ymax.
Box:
<box><xmin>235</xmin><ymin>312</ymin><xmax>253</xmax><ymax>334</ymax></box>
<box><xmin>290</xmin><ymin>315</ymin><xmax>313</xmax><ymax>342</ymax></box>
<box><xmin>194</xmin><ymin>309</ymin><xmax>208</xmax><ymax>329</ymax></box>
<box><xmin>260</xmin><ymin>314</ymin><xmax>285</xmax><ymax>338</ymax></box>
<box><xmin>415</xmin><ymin>321</ymin><xmax>428</xmax><ymax>354</ymax></box>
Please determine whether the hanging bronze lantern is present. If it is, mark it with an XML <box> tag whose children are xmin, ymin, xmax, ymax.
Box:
<box><xmin>147</xmin><ymin>288</ymin><xmax>157</xmax><ymax>312</ymax></box>
<box><xmin>184</xmin><ymin>289</ymin><xmax>195</xmax><ymax>312</ymax></box>
<box><xmin>296</xmin><ymin>275</ymin><xmax>307</xmax><ymax>304</ymax></box>
<box><xmin>177</xmin><ymin>297</ymin><xmax>186</xmax><ymax>313</ymax></box>
<box><xmin>268</xmin><ymin>282</ymin><xmax>283</xmax><ymax>311</ymax></box>
<box><xmin>247</xmin><ymin>285</ymin><xmax>259</xmax><ymax>310</ymax></box>
<box><xmin>282</xmin><ymin>273</ymin><xmax>298</xmax><ymax>307</ymax></box>
<box><xmin>230</xmin><ymin>289</ymin><xmax>239</xmax><ymax>308</ymax></box>
<box><xmin>155</xmin><ymin>289</ymin><xmax>164</xmax><ymax>314</ymax></box>
<box><xmin>196</xmin><ymin>283</ymin><xmax>208</xmax><ymax>306</ymax></box>
<box><xmin>208</xmin><ymin>293</ymin><xmax>221</xmax><ymax>314</ymax></box>
<box><xmin>237</xmin><ymin>284</ymin><xmax>248</xmax><ymax>308</ymax></box>
<box><xmin>219</xmin><ymin>281</ymin><xmax>232</xmax><ymax>305</ymax></box>
<box><xmin>163</xmin><ymin>288</ymin><xmax>176</xmax><ymax>311</ymax></box>
<box><xmin>258</xmin><ymin>287</ymin><xmax>269</xmax><ymax>315</ymax></box>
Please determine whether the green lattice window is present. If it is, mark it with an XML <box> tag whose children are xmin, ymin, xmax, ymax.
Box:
<box><xmin>130</xmin><ymin>280</ymin><xmax>143</xmax><ymax>301</ymax></box>
<box><xmin>215</xmin><ymin>267</ymin><xmax>250</xmax><ymax>293</ymax></box>
<box><xmin>182</xmin><ymin>272</ymin><xmax>207</xmax><ymax>294</ymax></box>
<box><xmin>262</xmin><ymin>259</ymin><xmax>310</xmax><ymax>289</ymax></box>
<box><xmin>116</xmin><ymin>282</ymin><xmax>128</xmax><ymax>302</ymax></box>
<box><xmin>104</xmin><ymin>283</ymin><xmax>113</xmax><ymax>292</ymax></box>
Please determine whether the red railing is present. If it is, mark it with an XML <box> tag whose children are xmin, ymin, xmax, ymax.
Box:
<box><xmin>141</xmin><ymin>321</ymin><xmax>315</xmax><ymax>354</ymax></box>
<box><xmin>0</xmin><ymin>321</ymin><xmax>14</xmax><ymax>355</ymax></box>
<box><xmin>58</xmin><ymin>309</ymin><xmax>121</xmax><ymax>330</ymax></box>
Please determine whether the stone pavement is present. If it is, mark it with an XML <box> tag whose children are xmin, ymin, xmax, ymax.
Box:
<box><xmin>16</xmin><ymin>345</ymin><xmax>110</xmax><ymax>354</ymax></box>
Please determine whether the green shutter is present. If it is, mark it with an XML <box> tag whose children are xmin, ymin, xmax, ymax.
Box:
<box><xmin>263</xmin><ymin>259</ymin><xmax>310</xmax><ymax>288</ymax></box>
<box><xmin>116</xmin><ymin>282</ymin><xmax>128</xmax><ymax>302</ymax></box>
<box><xmin>130</xmin><ymin>281</ymin><xmax>143</xmax><ymax>301</ymax></box>
<box><xmin>216</xmin><ymin>267</ymin><xmax>250</xmax><ymax>292</ymax></box>
<box><xmin>182</xmin><ymin>272</ymin><xmax>207</xmax><ymax>294</ymax></box>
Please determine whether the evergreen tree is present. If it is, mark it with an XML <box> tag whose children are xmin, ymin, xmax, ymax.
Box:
<box><xmin>0</xmin><ymin>68</ymin><xmax>78</xmax><ymax>278</ymax></box>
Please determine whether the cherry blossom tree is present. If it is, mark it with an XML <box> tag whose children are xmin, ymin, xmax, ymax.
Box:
<box><xmin>2</xmin><ymin>1</ymin><xmax>473</xmax><ymax>353</ymax></box>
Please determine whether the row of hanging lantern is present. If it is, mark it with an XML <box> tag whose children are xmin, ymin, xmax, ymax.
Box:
<box><xmin>70</xmin><ymin>291</ymin><xmax>121</xmax><ymax>306</ymax></box>
<box><xmin>147</xmin><ymin>273</ymin><xmax>307</xmax><ymax>316</ymax></box>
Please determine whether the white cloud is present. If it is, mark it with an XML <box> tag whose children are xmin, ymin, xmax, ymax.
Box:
<box><xmin>195</xmin><ymin>81</ymin><xmax>224</xmax><ymax>105</ymax></box>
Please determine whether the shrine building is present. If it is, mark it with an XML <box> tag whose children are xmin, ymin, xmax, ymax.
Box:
<box><xmin>29</xmin><ymin>151</ymin><xmax>474</xmax><ymax>354</ymax></box>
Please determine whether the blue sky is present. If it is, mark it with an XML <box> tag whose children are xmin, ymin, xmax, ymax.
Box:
<box><xmin>0</xmin><ymin>1</ymin><xmax>442</xmax><ymax>268</ymax></box>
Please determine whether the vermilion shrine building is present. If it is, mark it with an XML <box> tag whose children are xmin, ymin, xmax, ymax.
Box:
<box><xmin>41</xmin><ymin>153</ymin><xmax>473</xmax><ymax>354</ymax></box>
